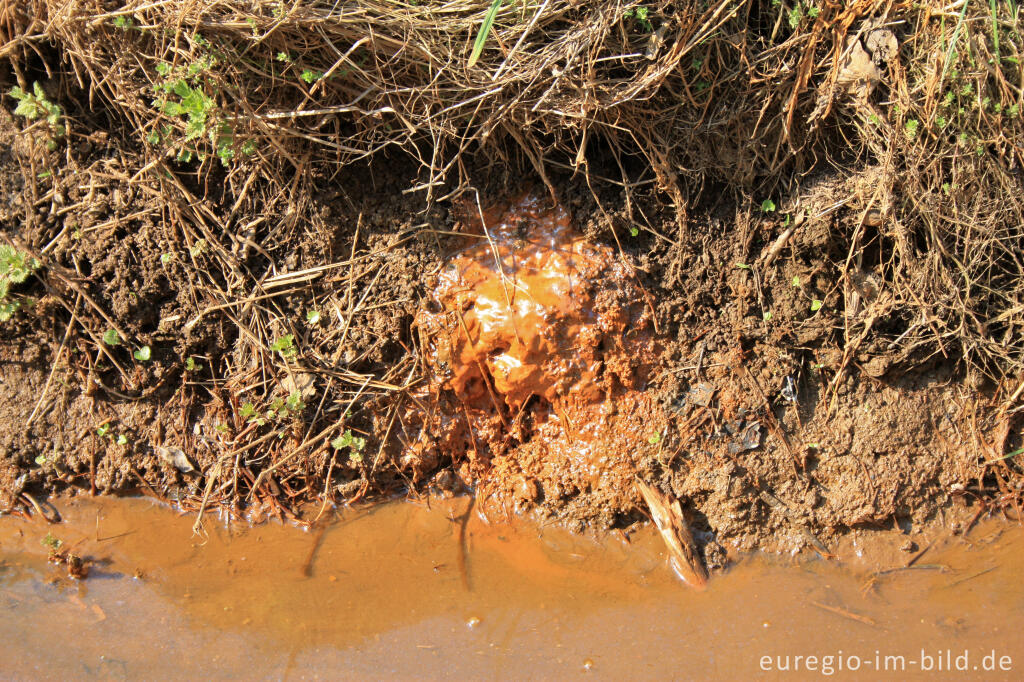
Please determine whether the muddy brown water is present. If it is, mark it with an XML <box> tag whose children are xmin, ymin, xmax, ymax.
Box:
<box><xmin>2</xmin><ymin>497</ymin><xmax>1023</xmax><ymax>680</ymax></box>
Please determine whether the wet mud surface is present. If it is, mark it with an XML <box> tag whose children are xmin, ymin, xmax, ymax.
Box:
<box><xmin>2</xmin><ymin>496</ymin><xmax>1024</xmax><ymax>680</ymax></box>
<box><xmin>405</xmin><ymin>195</ymin><xmax>663</xmax><ymax>519</ymax></box>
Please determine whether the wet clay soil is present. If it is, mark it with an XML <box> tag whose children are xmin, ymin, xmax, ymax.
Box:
<box><xmin>2</xmin><ymin>497</ymin><xmax>1024</xmax><ymax>680</ymax></box>
<box><xmin>405</xmin><ymin>194</ymin><xmax>663</xmax><ymax>516</ymax></box>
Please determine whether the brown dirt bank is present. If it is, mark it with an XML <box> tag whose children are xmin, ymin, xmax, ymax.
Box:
<box><xmin>1</xmin><ymin>0</ymin><xmax>1023</xmax><ymax>562</ymax></box>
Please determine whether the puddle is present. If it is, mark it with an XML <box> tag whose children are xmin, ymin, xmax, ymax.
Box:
<box><xmin>2</xmin><ymin>497</ymin><xmax>1024</xmax><ymax>680</ymax></box>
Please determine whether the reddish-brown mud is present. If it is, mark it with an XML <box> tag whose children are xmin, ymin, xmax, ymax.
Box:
<box><xmin>2</xmin><ymin>497</ymin><xmax>1023</xmax><ymax>680</ymax></box>
<box><xmin>404</xmin><ymin>195</ymin><xmax>664</xmax><ymax>516</ymax></box>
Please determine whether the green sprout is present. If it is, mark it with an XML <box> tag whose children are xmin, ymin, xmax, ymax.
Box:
<box><xmin>760</xmin><ymin>198</ymin><xmax>777</xmax><ymax>213</ymax></box>
<box><xmin>0</xmin><ymin>245</ymin><xmax>40</xmax><ymax>321</ymax></box>
<box><xmin>102</xmin><ymin>329</ymin><xmax>121</xmax><ymax>346</ymax></box>
<box><xmin>8</xmin><ymin>82</ymin><xmax>65</xmax><ymax>140</ymax></box>
<box><xmin>270</xmin><ymin>334</ymin><xmax>296</xmax><ymax>358</ymax></box>
<box><xmin>332</xmin><ymin>429</ymin><xmax>367</xmax><ymax>462</ymax></box>
<box><xmin>624</xmin><ymin>6</ymin><xmax>653</xmax><ymax>31</ymax></box>
<box><xmin>285</xmin><ymin>390</ymin><xmax>305</xmax><ymax>412</ymax></box>
<box><xmin>468</xmin><ymin>0</ymin><xmax>502</xmax><ymax>68</ymax></box>
<box><xmin>133</xmin><ymin>345</ymin><xmax>152</xmax><ymax>362</ymax></box>
<box><xmin>151</xmin><ymin>56</ymin><xmax>254</xmax><ymax>166</ymax></box>
<box><xmin>306</xmin><ymin>309</ymin><xmax>321</xmax><ymax>324</ymax></box>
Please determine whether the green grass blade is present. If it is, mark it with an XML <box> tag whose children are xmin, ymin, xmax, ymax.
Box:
<box><xmin>990</xmin><ymin>0</ymin><xmax>1000</xmax><ymax>63</ymax></box>
<box><xmin>938</xmin><ymin>0</ymin><xmax>970</xmax><ymax>92</ymax></box>
<box><xmin>468</xmin><ymin>0</ymin><xmax>503</xmax><ymax>69</ymax></box>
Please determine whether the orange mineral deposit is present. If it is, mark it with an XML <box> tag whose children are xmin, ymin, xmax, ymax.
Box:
<box><xmin>403</xmin><ymin>195</ymin><xmax>666</xmax><ymax>518</ymax></box>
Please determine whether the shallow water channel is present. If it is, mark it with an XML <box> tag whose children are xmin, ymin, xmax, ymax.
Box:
<box><xmin>2</xmin><ymin>496</ymin><xmax>1023</xmax><ymax>680</ymax></box>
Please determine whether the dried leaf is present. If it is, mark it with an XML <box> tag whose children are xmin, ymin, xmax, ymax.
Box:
<box><xmin>154</xmin><ymin>445</ymin><xmax>195</xmax><ymax>473</ymax></box>
<box><xmin>635</xmin><ymin>478</ymin><xmax>708</xmax><ymax>589</ymax></box>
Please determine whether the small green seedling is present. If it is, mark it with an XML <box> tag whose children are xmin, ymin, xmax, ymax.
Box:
<box><xmin>8</xmin><ymin>82</ymin><xmax>65</xmax><ymax>140</ymax></box>
<box><xmin>249</xmin><ymin>390</ymin><xmax>306</xmax><ymax>425</ymax></box>
<box><xmin>735</xmin><ymin>262</ymin><xmax>751</xmax><ymax>270</ymax></box>
<box><xmin>763</xmin><ymin>310</ymin><xmax>773</xmax><ymax>321</ymax></box>
<box><xmin>102</xmin><ymin>329</ymin><xmax>121</xmax><ymax>346</ymax></box>
<box><xmin>648</xmin><ymin>431</ymin><xmax>662</xmax><ymax>445</ymax></box>
<box><xmin>810</xmin><ymin>299</ymin><xmax>823</xmax><ymax>312</ymax></box>
<box><xmin>185</xmin><ymin>356</ymin><xmax>202</xmax><ymax>371</ymax></box>
<box><xmin>624</xmin><ymin>6</ymin><xmax>653</xmax><ymax>31</ymax></box>
<box><xmin>151</xmin><ymin>57</ymin><xmax>254</xmax><ymax>166</ymax></box>
<box><xmin>332</xmin><ymin>429</ymin><xmax>367</xmax><ymax>462</ymax></box>
<box><xmin>306</xmin><ymin>309</ymin><xmax>321</xmax><ymax>324</ymax></box>
<box><xmin>760</xmin><ymin>199</ymin><xmax>776</xmax><ymax>213</ymax></box>
<box><xmin>629</xmin><ymin>226</ymin><xmax>640</xmax><ymax>237</ymax></box>
<box><xmin>0</xmin><ymin>245</ymin><xmax>40</xmax><ymax>321</ymax></box>
<box><xmin>133</xmin><ymin>345</ymin><xmax>152</xmax><ymax>362</ymax></box>
<box><xmin>285</xmin><ymin>390</ymin><xmax>305</xmax><ymax>412</ymax></box>
<box><xmin>96</xmin><ymin>423</ymin><xmax>111</xmax><ymax>438</ymax></box>
<box><xmin>116</xmin><ymin>434</ymin><xmax>128</xmax><ymax>445</ymax></box>
<box><xmin>791</xmin><ymin>275</ymin><xmax>801</xmax><ymax>287</ymax></box>
<box><xmin>270</xmin><ymin>334</ymin><xmax>296</xmax><ymax>358</ymax></box>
